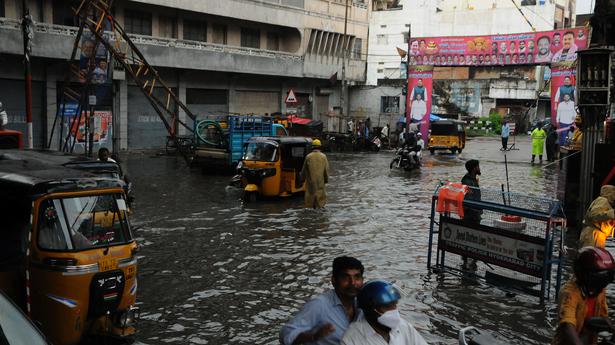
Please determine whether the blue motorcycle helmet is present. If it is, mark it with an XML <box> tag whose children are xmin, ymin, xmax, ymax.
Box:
<box><xmin>357</xmin><ymin>280</ymin><xmax>402</xmax><ymax>311</ymax></box>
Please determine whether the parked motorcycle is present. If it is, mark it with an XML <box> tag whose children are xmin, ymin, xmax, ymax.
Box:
<box><xmin>389</xmin><ymin>145</ymin><xmax>421</xmax><ymax>171</ymax></box>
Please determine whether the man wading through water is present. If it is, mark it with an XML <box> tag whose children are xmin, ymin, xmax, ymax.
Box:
<box><xmin>461</xmin><ymin>159</ymin><xmax>482</xmax><ymax>270</ymax></box>
<box><xmin>300</xmin><ymin>139</ymin><xmax>330</xmax><ymax>208</ymax></box>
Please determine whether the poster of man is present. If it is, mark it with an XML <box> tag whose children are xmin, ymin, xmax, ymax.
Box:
<box><xmin>406</xmin><ymin>67</ymin><xmax>433</xmax><ymax>139</ymax></box>
<box><xmin>552</xmin><ymin>31</ymin><xmax>579</xmax><ymax>62</ymax></box>
<box><xmin>550</xmin><ymin>67</ymin><xmax>577</xmax><ymax>145</ymax></box>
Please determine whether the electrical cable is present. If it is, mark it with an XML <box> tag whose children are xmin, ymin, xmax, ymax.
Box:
<box><xmin>509</xmin><ymin>0</ymin><xmax>537</xmax><ymax>32</ymax></box>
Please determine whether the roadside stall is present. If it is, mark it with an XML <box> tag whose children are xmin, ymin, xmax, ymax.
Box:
<box><xmin>427</xmin><ymin>182</ymin><xmax>566</xmax><ymax>303</ymax></box>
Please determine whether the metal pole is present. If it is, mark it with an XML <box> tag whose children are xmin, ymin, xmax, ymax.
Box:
<box><xmin>405</xmin><ymin>24</ymin><xmax>411</xmax><ymax>131</ymax></box>
<box><xmin>21</xmin><ymin>0</ymin><xmax>34</xmax><ymax>149</ymax></box>
<box><xmin>340</xmin><ymin>0</ymin><xmax>349</xmax><ymax>119</ymax></box>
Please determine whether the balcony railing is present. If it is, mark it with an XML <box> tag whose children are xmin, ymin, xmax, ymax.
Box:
<box><xmin>0</xmin><ymin>18</ymin><xmax>303</xmax><ymax>62</ymax></box>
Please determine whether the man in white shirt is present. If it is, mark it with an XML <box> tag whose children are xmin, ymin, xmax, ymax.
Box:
<box><xmin>341</xmin><ymin>280</ymin><xmax>427</xmax><ymax>345</ymax></box>
<box><xmin>556</xmin><ymin>94</ymin><xmax>577</xmax><ymax>146</ymax></box>
<box><xmin>410</xmin><ymin>94</ymin><xmax>427</xmax><ymax>124</ymax></box>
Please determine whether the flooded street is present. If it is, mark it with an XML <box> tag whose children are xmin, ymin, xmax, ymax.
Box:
<box><xmin>126</xmin><ymin>136</ymin><xmax>562</xmax><ymax>344</ymax></box>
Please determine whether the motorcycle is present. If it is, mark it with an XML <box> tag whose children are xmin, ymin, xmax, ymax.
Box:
<box><xmin>370</xmin><ymin>136</ymin><xmax>381</xmax><ymax>152</ymax></box>
<box><xmin>390</xmin><ymin>145</ymin><xmax>421</xmax><ymax>171</ymax></box>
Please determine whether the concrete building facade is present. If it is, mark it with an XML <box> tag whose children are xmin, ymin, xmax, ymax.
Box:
<box><xmin>0</xmin><ymin>0</ymin><xmax>369</xmax><ymax>149</ymax></box>
<box><xmin>352</xmin><ymin>0</ymin><xmax>576</xmax><ymax>129</ymax></box>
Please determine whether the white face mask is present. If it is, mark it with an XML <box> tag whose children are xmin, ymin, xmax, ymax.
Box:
<box><xmin>376</xmin><ymin>309</ymin><xmax>402</xmax><ymax>330</ymax></box>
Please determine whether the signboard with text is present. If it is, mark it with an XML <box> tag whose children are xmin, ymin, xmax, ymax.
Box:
<box><xmin>409</xmin><ymin>27</ymin><xmax>589</xmax><ymax>67</ymax></box>
<box><xmin>438</xmin><ymin>217</ymin><xmax>546</xmax><ymax>277</ymax></box>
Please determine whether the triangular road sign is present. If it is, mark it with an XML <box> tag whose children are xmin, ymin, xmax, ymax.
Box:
<box><xmin>285</xmin><ymin>89</ymin><xmax>298</xmax><ymax>104</ymax></box>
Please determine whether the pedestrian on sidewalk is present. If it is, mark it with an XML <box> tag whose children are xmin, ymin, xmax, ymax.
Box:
<box><xmin>545</xmin><ymin>126</ymin><xmax>558</xmax><ymax>162</ymax></box>
<box><xmin>300</xmin><ymin>139</ymin><xmax>329</xmax><ymax>208</ymax></box>
<box><xmin>530</xmin><ymin>122</ymin><xmax>546</xmax><ymax>163</ymax></box>
<box><xmin>501</xmin><ymin>120</ymin><xmax>510</xmax><ymax>151</ymax></box>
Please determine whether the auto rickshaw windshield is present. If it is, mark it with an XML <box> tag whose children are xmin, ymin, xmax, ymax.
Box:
<box><xmin>37</xmin><ymin>193</ymin><xmax>132</xmax><ymax>251</ymax></box>
<box><xmin>243</xmin><ymin>142</ymin><xmax>278</xmax><ymax>162</ymax></box>
<box><xmin>431</xmin><ymin>123</ymin><xmax>459</xmax><ymax>135</ymax></box>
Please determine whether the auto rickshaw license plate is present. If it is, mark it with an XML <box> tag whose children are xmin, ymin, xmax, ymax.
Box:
<box><xmin>99</xmin><ymin>258</ymin><xmax>118</xmax><ymax>272</ymax></box>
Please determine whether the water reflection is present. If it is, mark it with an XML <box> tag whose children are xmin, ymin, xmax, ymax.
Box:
<box><xmin>128</xmin><ymin>137</ymin><xmax>563</xmax><ymax>344</ymax></box>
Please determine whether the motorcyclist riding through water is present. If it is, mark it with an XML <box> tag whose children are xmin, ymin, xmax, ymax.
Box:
<box><xmin>341</xmin><ymin>280</ymin><xmax>427</xmax><ymax>345</ymax></box>
<box><xmin>552</xmin><ymin>246</ymin><xmax>615</xmax><ymax>345</ymax></box>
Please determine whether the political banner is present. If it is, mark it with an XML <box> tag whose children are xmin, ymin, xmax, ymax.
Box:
<box><xmin>550</xmin><ymin>65</ymin><xmax>577</xmax><ymax>145</ymax></box>
<box><xmin>78</xmin><ymin>15</ymin><xmax>113</xmax><ymax>106</ymax></box>
<box><xmin>438</xmin><ymin>217</ymin><xmax>546</xmax><ymax>277</ymax></box>
<box><xmin>406</xmin><ymin>66</ymin><xmax>433</xmax><ymax>139</ymax></box>
<box><xmin>68</xmin><ymin>110</ymin><xmax>113</xmax><ymax>147</ymax></box>
<box><xmin>409</xmin><ymin>27</ymin><xmax>589</xmax><ymax>67</ymax></box>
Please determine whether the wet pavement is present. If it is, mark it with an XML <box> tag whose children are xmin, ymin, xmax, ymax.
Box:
<box><xmin>125</xmin><ymin>136</ymin><xmax>565</xmax><ymax>344</ymax></box>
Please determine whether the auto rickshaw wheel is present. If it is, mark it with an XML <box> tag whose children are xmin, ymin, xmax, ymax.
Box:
<box><xmin>458</xmin><ymin>148</ymin><xmax>463</xmax><ymax>153</ymax></box>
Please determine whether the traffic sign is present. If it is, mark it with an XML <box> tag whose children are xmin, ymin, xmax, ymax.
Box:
<box><xmin>285</xmin><ymin>89</ymin><xmax>298</xmax><ymax>104</ymax></box>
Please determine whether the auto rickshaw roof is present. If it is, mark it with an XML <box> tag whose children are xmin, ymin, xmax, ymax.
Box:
<box><xmin>245</xmin><ymin>136</ymin><xmax>312</xmax><ymax>145</ymax></box>
<box><xmin>0</xmin><ymin>150</ymin><xmax>124</xmax><ymax>196</ymax></box>
<box><xmin>431</xmin><ymin>119</ymin><xmax>465</xmax><ymax>126</ymax></box>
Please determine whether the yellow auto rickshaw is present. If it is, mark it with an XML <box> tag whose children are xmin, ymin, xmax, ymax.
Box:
<box><xmin>428</xmin><ymin>120</ymin><xmax>467</xmax><ymax>154</ymax></box>
<box><xmin>237</xmin><ymin>136</ymin><xmax>312</xmax><ymax>201</ymax></box>
<box><xmin>0</xmin><ymin>151</ymin><xmax>138</xmax><ymax>345</ymax></box>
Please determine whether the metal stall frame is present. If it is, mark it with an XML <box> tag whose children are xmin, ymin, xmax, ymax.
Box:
<box><xmin>427</xmin><ymin>183</ymin><xmax>566</xmax><ymax>304</ymax></box>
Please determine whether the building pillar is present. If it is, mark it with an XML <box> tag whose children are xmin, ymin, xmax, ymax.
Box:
<box><xmin>177</xmin><ymin>17</ymin><xmax>184</xmax><ymax>40</ymax></box>
<box><xmin>178</xmin><ymin>75</ymin><xmax>187</xmax><ymax>135</ymax></box>
<box><xmin>115</xmin><ymin>4</ymin><xmax>125</xmax><ymax>27</ymax></box>
<box><xmin>118</xmin><ymin>79</ymin><xmax>128</xmax><ymax>150</ymax></box>
<box><xmin>151</xmin><ymin>12</ymin><xmax>160</xmax><ymax>37</ymax></box>
<box><xmin>280</xmin><ymin>82</ymin><xmax>288</xmax><ymax>114</ymax></box>
<box><xmin>45</xmin><ymin>72</ymin><xmax>57</xmax><ymax>149</ymax></box>
<box><xmin>43</xmin><ymin>0</ymin><xmax>53</xmax><ymax>24</ymax></box>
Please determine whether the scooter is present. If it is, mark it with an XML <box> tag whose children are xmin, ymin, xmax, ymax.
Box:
<box><xmin>390</xmin><ymin>145</ymin><xmax>421</xmax><ymax>171</ymax></box>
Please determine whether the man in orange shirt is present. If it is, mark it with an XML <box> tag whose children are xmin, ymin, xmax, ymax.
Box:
<box><xmin>552</xmin><ymin>247</ymin><xmax>615</xmax><ymax>345</ymax></box>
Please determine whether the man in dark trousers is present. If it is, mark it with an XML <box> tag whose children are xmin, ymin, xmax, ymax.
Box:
<box><xmin>461</xmin><ymin>159</ymin><xmax>482</xmax><ymax>270</ymax></box>
<box><xmin>545</xmin><ymin>126</ymin><xmax>558</xmax><ymax>162</ymax></box>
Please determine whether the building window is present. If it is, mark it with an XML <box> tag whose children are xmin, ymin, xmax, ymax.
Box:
<box><xmin>241</xmin><ymin>28</ymin><xmax>261</xmax><ymax>49</ymax></box>
<box><xmin>378</xmin><ymin>62</ymin><xmax>384</xmax><ymax>65</ymax></box>
<box><xmin>125</xmin><ymin>10</ymin><xmax>152</xmax><ymax>36</ymax></box>
<box><xmin>53</xmin><ymin>1</ymin><xmax>76</xmax><ymax>26</ymax></box>
<box><xmin>267</xmin><ymin>32</ymin><xmax>280</xmax><ymax>51</ymax></box>
<box><xmin>381</xmin><ymin>96</ymin><xmax>400</xmax><ymax>113</ymax></box>
<box><xmin>184</xmin><ymin>19</ymin><xmax>207</xmax><ymax>42</ymax></box>
<box><xmin>377</xmin><ymin>68</ymin><xmax>384</xmax><ymax>73</ymax></box>
<box><xmin>212</xmin><ymin>24</ymin><xmax>227</xmax><ymax>44</ymax></box>
<box><xmin>380</xmin><ymin>25</ymin><xmax>387</xmax><ymax>28</ymax></box>
<box><xmin>159</xmin><ymin>16</ymin><xmax>177</xmax><ymax>38</ymax></box>
<box><xmin>520</xmin><ymin>0</ymin><xmax>536</xmax><ymax>5</ymax></box>
<box><xmin>352</xmin><ymin>38</ymin><xmax>362</xmax><ymax>59</ymax></box>
<box><xmin>376</xmin><ymin>34</ymin><xmax>387</xmax><ymax>45</ymax></box>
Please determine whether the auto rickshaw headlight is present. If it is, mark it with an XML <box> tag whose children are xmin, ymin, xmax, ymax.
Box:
<box><xmin>260</xmin><ymin>168</ymin><xmax>276</xmax><ymax>178</ymax></box>
<box><xmin>115</xmin><ymin>306</ymin><xmax>140</xmax><ymax>328</ymax></box>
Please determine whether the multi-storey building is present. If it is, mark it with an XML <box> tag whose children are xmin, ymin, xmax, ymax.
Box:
<box><xmin>352</xmin><ymin>0</ymin><xmax>576</xmax><ymax>129</ymax></box>
<box><xmin>0</xmin><ymin>0</ymin><xmax>369</xmax><ymax>149</ymax></box>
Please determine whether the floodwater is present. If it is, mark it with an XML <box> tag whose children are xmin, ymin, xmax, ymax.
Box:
<box><xmin>125</xmin><ymin>136</ymin><xmax>567</xmax><ymax>345</ymax></box>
